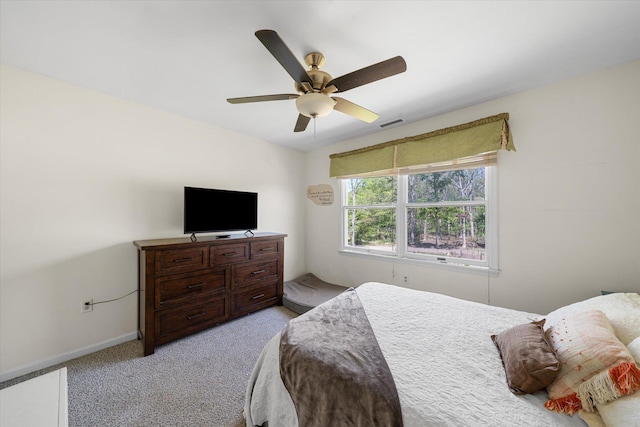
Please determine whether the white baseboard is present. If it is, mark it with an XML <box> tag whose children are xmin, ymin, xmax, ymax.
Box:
<box><xmin>0</xmin><ymin>332</ymin><xmax>138</xmax><ymax>383</ymax></box>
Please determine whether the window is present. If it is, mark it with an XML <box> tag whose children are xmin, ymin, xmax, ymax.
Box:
<box><xmin>332</xmin><ymin>114</ymin><xmax>513</xmax><ymax>273</ymax></box>
<box><xmin>340</xmin><ymin>166</ymin><xmax>497</xmax><ymax>272</ymax></box>
<box><xmin>345</xmin><ymin>176</ymin><xmax>397</xmax><ymax>254</ymax></box>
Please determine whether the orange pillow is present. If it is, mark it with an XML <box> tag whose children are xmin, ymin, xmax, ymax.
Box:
<box><xmin>544</xmin><ymin>310</ymin><xmax>640</xmax><ymax>414</ymax></box>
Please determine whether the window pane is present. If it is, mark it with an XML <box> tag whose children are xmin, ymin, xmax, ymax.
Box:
<box><xmin>347</xmin><ymin>208</ymin><xmax>396</xmax><ymax>252</ymax></box>
<box><xmin>406</xmin><ymin>206</ymin><xmax>486</xmax><ymax>261</ymax></box>
<box><xmin>346</xmin><ymin>176</ymin><xmax>397</xmax><ymax>205</ymax></box>
<box><xmin>408</xmin><ymin>168</ymin><xmax>485</xmax><ymax>203</ymax></box>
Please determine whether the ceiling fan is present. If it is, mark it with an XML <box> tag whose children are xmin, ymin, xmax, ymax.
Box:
<box><xmin>227</xmin><ymin>30</ymin><xmax>407</xmax><ymax>133</ymax></box>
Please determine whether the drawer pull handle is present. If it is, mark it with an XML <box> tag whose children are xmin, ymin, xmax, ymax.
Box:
<box><xmin>251</xmin><ymin>269</ymin><xmax>266</xmax><ymax>275</ymax></box>
<box><xmin>259</xmin><ymin>248</ymin><xmax>274</xmax><ymax>252</ymax></box>
<box><xmin>251</xmin><ymin>293</ymin><xmax>265</xmax><ymax>300</ymax></box>
<box><xmin>187</xmin><ymin>283</ymin><xmax>205</xmax><ymax>289</ymax></box>
<box><xmin>173</xmin><ymin>257</ymin><xmax>193</xmax><ymax>263</ymax></box>
<box><xmin>223</xmin><ymin>252</ymin><xmax>238</xmax><ymax>256</ymax></box>
<box><xmin>187</xmin><ymin>312</ymin><xmax>206</xmax><ymax>320</ymax></box>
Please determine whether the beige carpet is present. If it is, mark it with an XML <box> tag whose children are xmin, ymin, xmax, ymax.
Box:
<box><xmin>0</xmin><ymin>305</ymin><xmax>297</xmax><ymax>427</ymax></box>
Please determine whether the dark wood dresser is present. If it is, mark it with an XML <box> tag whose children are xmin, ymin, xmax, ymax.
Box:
<box><xmin>133</xmin><ymin>232</ymin><xmax>286</xmax><ymax>356</ymax></box>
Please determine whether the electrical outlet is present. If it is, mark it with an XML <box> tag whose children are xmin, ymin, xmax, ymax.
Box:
<box><xmin>81</xmin><ymin>299</ymin><xmax>93</xmax><ymax>313</ymax></box>
<box><xmin>403</xmin><ymin>276</ymin><xmax>408</xmax><ymax>283</ymax></box>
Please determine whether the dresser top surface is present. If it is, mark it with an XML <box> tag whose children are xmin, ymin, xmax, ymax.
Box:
<box><xmin>133</xmin><ymin>231</ymin><xmax>286</xmax><ymax>250</ymax></box>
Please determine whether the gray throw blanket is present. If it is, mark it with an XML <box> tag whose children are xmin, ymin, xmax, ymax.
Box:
<box><xmin>279</xmin><ymin>288</ymin><xmax>403</xmax><ymax>426</ymax></box>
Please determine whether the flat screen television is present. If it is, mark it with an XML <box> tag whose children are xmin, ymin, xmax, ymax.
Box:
<box><xmin>184</xmin><ymin>187</ymin><xmax>258</xmax><ymax>236</ymax></box>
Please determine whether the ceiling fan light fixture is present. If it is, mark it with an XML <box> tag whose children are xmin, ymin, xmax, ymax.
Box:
<box><xmin>296</xmin><ymin>93</ymin><xmax>335</xmax><ymax>118</ymax></box>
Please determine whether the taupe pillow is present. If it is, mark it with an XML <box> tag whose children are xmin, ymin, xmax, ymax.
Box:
<box><xmin>491</xmin><ymin>319</ymin><xmax>560</xmax><ymax>395</ymax></box>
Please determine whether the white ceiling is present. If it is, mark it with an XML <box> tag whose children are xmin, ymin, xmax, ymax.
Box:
<box><xmin>2</xmin><ymin>1</ymin><xmax>639</xmax><ymax>152</ymax></box>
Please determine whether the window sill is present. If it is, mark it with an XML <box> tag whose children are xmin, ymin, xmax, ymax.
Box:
<box><xmin>338</xmin><ymin>248</ymin><xmax>500</xmax><ymax>276</ymax></box>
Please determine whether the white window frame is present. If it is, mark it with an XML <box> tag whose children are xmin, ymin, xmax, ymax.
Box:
<box><xmin>339</xmin><ymin>167</ymin><xmax>498</xmax><ymax>275</ymax></box>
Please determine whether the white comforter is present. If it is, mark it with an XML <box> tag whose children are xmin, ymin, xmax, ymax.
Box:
<box><xmin>245</xmin><ymin>282</ymin><xmax>587</xmax><ymax>427</ymax></box>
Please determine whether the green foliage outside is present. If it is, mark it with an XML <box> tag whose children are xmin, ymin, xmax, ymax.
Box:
<box><xmin>346</xmin><ymin>168</ymin><xmax>487</xmax><ymax>260</ymax></box>
<box><xmin>346</xmin><ymin>176</ymin><xmax>396</xmax><ymax>249</ymax></box>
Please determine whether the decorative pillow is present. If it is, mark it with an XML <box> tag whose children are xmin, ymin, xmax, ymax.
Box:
<box><xmin>577</xmin><ymin>411</ymin><xmax>607</xmax><ymax>427</ymax></box>
<box><xmin>598</xmin><ymin>388</ymin><xmax>640</xmax><ymax>427</ymax></box>
<box><xmin>596</xmin><ymin>337</ymin><xmax>640</xmax><ymax>427</ymax></box>
<box><xmin>491</xmin><ymin>319</ymin><xmax>560</xmax><ymax>395</ymax></box>
<box><xmin>545</xmin><ymin>292</ymin><xmax>640</xmax><ymax>345</ymax></box>
<box><xmin>544</xmin><ymin>310</ymin><xmax>640</xmax><ymax>414</ymax></box>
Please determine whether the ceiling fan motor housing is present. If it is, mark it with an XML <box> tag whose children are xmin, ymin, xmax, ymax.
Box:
<box><xmin>295</xmin><ymin>71</ymin><xmax>332</xmax><ymax>93</ymax></box>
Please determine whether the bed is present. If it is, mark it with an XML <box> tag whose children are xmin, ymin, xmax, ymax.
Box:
<box><xmin>244</xmin><ymin>282</ymin><xmax>640</xmax><ymax>427</ymax></box>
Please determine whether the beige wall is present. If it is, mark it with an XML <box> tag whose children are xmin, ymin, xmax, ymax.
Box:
<box><xmin>0</xmin><ymin>65</ymin><xmax>307</xmax><ymax>379</ymax></box>
<box><xmin>3</xmin><ymin>60</ymin><xmax>639</xmax><ymax>380</ymax></box>
<box><xmin>304</xmin><ymin>60</ymin><xmax>640</xmax><ymax>314</ymax></box>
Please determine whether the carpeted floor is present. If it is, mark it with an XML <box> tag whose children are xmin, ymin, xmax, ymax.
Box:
<box><xmin>1</xmin><ymin>305</ymin><xmax>297</xmax><ymax>427</ymax></box>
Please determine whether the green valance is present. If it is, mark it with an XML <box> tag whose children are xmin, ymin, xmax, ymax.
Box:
<box><xmin>329</xmin><ymin>113</ymin><xmax>515</xmax><ymax>178</ymax></box>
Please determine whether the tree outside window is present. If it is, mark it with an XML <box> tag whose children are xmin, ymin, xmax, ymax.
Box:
<box><xmin>341</xmin><ymin>167</ymin><xmax>494</xmax><ymax>269</ymax></box>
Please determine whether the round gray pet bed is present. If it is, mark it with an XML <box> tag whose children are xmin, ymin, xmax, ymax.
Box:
<box><xmin>283</xmin><ymin>273</ymin><xmax>346</xmax><ymax>314</ymax></box>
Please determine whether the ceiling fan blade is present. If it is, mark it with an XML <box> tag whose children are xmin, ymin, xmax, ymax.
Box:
<box><xmin>332</xmin><ymin>97</ymin><xmax>379</xmax><ymax>123</ymax></box>
<box><xmin>227</xmin><ymin>94</ymin><xmax>298</xmax><ymax>104</ymax></box>
<box><xmin>294</xmin><ymin>114</ymin><xmax>311</xmax><ymax>132</ymax></box>
<box><xmin>328</xmin><ymin>56</ymin><xmax>407</xmax><ymax>93</ymax></box>
<box><xmin>255</xmin><ymin>30</ymin><xmax>312</xmax><ymax>86</ymax></box>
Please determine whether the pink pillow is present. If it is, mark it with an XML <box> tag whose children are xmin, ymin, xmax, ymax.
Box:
<box><xmin>544</xmin><ymin>310</ymin><xmax>640</xmax><ymax>414</ymax></box>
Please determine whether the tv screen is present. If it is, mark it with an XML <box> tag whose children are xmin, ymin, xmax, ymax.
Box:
<box><xmin>184</xmin><ymin>187</ymin><xmax>258</xmax><ymax>235</ymax></box>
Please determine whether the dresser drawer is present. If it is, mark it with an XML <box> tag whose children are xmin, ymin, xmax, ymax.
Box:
<box><xmin>155</xmin><ymin>269</ymin><xmax>228</xmax><ymax>308</ymax></box>
<box><xmin>233</xmin><ymin>260</ymin><xmax>278</xmax><ymax>286</ymax></box>
<box><xmin>250</xmin><ymin>239</ymin><xmax>281</xmax><ymax>260</ymax></box>
<box><xmin>210</xmin><ymin>243</ymin><xmax>249</xmax><ymax>266</ymax></box>
<box><xmin>155</xmin><ymin>295</ymin><xmax>229</xmax><ymax>342</ymax></box>
<box><xmin>155</xmin><ymin>247</ymin><xmax>208</xmax><ymax>275</ymax></box>
<box><xmin>231</xmin><ymin>279</ymin><xmax>278</xmax><ymax>317</ymax></box>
